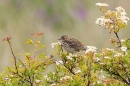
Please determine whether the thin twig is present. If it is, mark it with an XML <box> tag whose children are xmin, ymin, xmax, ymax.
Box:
<box><xmin>64</xmin><ymin>64</ymin><xmax>75</xmax><ymax>75</ymax></box>
<box><xmin>7</xmin><ymin>39</ymin><xmax>18</xmax><ymax>74</ymax></box>
<box><xmin>62</xmin><ymin>56</ymin><xmax>76</xmax><ymax>75</ymax></box>
<box><xmin>87</xmin><ymin>53</ymin><xmax>94</xmax><ymax>86</ymax></box>
<box><xmin>33</xmin><ymin>37</ymin><xmax>37</xmax><ymax>62</ymax></box>
<box><xmin>19</xmin><ymin>59</ymin><xmax>34</xmax><ymax>86</ymax></box>
<box><xmin>102</xmin><ymin>64</ymin><xmax>129</xmax><ymax>85</ymax></box>
<box><xmin>35</xmin><ymin>55</ymin><xmax>54</xmax><ymax>70</ymax></box>
<box><xmin>119</xmin><ymin>61</ymin><xmax>130</xmax><ymax>84</ymax></box>
<box><xmin>114</xmin><ymin>32</ymin><xmax>121</xmax><ymax>47</ymax></box>
<box><xmin>54</xmin><ymin>57</ymin><xmax>75</xmax><ymax>75</ymax></box>
<box><xmin>28</xmin><ymin>75</ymin><xmax>33</xmax><ymax>86</ymax></box>
<box><xmin>115</xmin><ymin>71</ymin><xmax>129</xmax><ymax>85</ymax></box>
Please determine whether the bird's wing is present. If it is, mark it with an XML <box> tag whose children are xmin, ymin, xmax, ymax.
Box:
<box><xmin>66</xmin><ymin>38</ymin><xmax>84</xmax><ymax>50</ymax></box>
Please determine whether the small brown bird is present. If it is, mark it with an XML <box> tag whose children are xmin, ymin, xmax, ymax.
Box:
<box><xmin>58</xmin><ymin>35</ymin><xmax>87</xmax><ymax>53</ymax></box>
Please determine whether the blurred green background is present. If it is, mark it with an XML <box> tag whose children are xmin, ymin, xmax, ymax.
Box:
<box><xmin>0</xmin><ymin>0</ymin><xmax>130</xmax><ymax>72</ymax></box>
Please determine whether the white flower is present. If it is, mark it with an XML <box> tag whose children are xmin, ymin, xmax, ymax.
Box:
<box><xmin>86</xmin><ymin>46</ymin><xmax>97</xmax><ymax>53</ymax></box>
<box><xmin>100</xmin><ymin>63</ymin><xmax>105</xmax><ymax>65</ymax></box>
<box><xmin>120</xmin><ymin>39</ymin><xmax>125</xmax><ymax>43</ymax></box>
<box><xmin>121</xmin><ymin>46</ymin><xmax>127</xmax><ymax>52</ymax></box>
<box><xmin>95</xmin><ymin>17</ymin><xmax>111</xmax><ymax>27</ymax></box>
<box><xmin>121</xmin><ymin>12</ymin><xmax>127</xmax><ymax>16</ymax></box>
<box><xmin>66</xmin><ymin>53</ymin><xmax>73</xmax><ymax>60</ymax></box>
<box><xmin>10</xmin><ymin>74</ymin><xmax>14</xmax><ymax>77</ymax></box>
<box><xmin>55</xmin><ymin>60</ymin><xmax>63</xmax><ymax>65</ymax></box>
<box><xmin>115</xmin><ymin>6</ymin><xmax>129</xmax><ymax>25</ymax></box>
<box><xmin>51</xmin><ymin>41</ymin><xmax>61</xmax><ymax>48</ymax></box>
<box><xmin>36</xmin><ymin>80</ymin><xmax>41</xmax><ymax>83</ymax></box>
<box><xmin>101</xmin><ymin>75</ymin><xmax>105</xmax><ymax>78</ymax></box>
<box><xmin>116</xmin><ymin>6</ymin><xmax>125</xmax><ymax>12</ymax></box>
<box><xmin>95</xmin><ymin>17</ymin><xmax>103</xmax><ymax>24</ymax></box>
<box><xmin>74</xmin><ymin>69</ymin><xmax>81</xmax><ymax>74</ymax></box>
<box><xmin>106</xmin><ymin>48</ymin><xmax>114</xmax><ymax>52</ymax></box>
<box><xmin>5</xmin><ymin>76</ymin><xmax>11</xmax><ymax>81</ymax></box>
<box><xmin>96</xmin><ymin>3</ymin><xmax>108</xmax><ymax>6</ymax></box>
<box><xmin>5</xmin><ymin>78</ymin><xmax>11</xmax><ymax>81</ymax></box>
<box><xmin>122</xmin><ymin>20</ymin><xmax>128</xmax><ymax>25</ymax></box>
<box><xmin>97</xmin><ymin>81</ymin><xmax>101</xmax><ymax>84</ymax></box>
<box><xmin>122</xmin><ymin>16</ymin><xmax>129</xmax><ymax>20</ymax></box>
<box><xmin>44</xmin><ymin>75</ymin><xmax>49</xmax><ymax>81</ymax></box>
<box><xmin>50</xmin><ymin>83</ymin><xmax>56</xmax><ymax>86</ymax></box>
<box><xmin>60</xmin><ymin>76</ymin><xmax>72</xmax><ymax>81</ymax></box>
<box><xmin>100</xmin><ymin>70</ymin><xmax>103</xmax><ymax>73</ymax></box>
<box><xmin>94</xmin><ymin>57</ymin><xmax>100</xmax><ymax>62</ymax></box>
<box><xmin>114</xmin><ymin>53</ymin><xmax>124</xmax><ymax>57</ymax></box>
<box><xmin>117</xmin><ymin>16</ymin><xmax>129</xmax><ymax>22</ymax></box>
<box><xmin>104</xmin><ymin>56</ymin><xmax>110</xmax><ymax>59</ymax></box>
<box><xmin>19</xmin><ymin>65</ymin><xmax>22</xmax><ymax>68</ymax></box>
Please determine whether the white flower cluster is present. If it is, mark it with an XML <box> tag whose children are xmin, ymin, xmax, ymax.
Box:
<box><xmin>35</xmin><ymin>80</ymin><xmax>42</xmax><ymax>83</ymax></box>
<box><xmin>5</xmin><ymin>76</ymin><xmax>11</xmax><ymax>81</ymax></box>
<box><xmin>96</xmin><ymin>3</ymin><xmax>108</xmax><ymax>6</ymax></box>
<box><xmin>115</xmin><ymin>6</ymin><xmax>129</xmax><ymax>24</ymax></box>
<box><xmin>121</xmin><ymin>46</ymin><xmax>127</xmax><ymax>52</ymax></box>
<box><xmin>51</xmin><ymin>41</ymin><xmax>61</xmax><ymax>48</ymax></box>
<box><xmin>44</xmin><ymin>75</ymin><xmax>50</xmax><ymax>81</ymax></box>
<box><xmin>95</xmin><ymin>16</ymin><xmax>111</xmax><ymax>26</ymax></box>
<box><xmin>106</xmin><ymin>48</ymin><xmax>114</xmax><ymax>52</ymax></box>
<box><xmin>86</xmin><ymin>46</ymin><xmax>97</xmax><ymax>53</ymax></box>
<box><xmin>74</xmin><ymin>69</ymin><xmax>81</xmax><ymax>74</ymax></box>
<box><xmin>66</xmin><ymin>53</ymin><xmax>79</xmax><ymax>60</ymax></box>
<box><xmin>60</xmin><ymin>76</ymin><xmax>72</xmax><ymax>81</ymax></box>
<box><xmin>104</xmin><ymin>56</ymin><xmax>110</xmax><ymax>59</ymax></box>
<box><xmin>116</xmin><ymin>6</ymin><xmax>125</xmax><ymax>12</ymax></box>
<box><xmin>96</xmin><ymin>3</ymin><xmax>129</xmax><ymax>33</ymax></box>
<box><xmin>114</xmin><ymin>53</ymin><xmax>124</xmax><ymax>57</ymax></box>
<box><xmin>66</xmin><ymin>53</ymin><xmax>73</xmax><ymax>60</ymax></box>
<box><xmin>94</xmin><ymin>57</ymin><xmax>100</xmax><ymax>62</ymax></box>
<box><xmin>55</xmin><ymin>60</ymin><xmax>63</xmax><ymax>65</ymax></box>
<box><xmin>50</xmin><ymin>83</ymin><xmax>56</xmax><ymax>86</ymax></box>
<box><xmin>120</xmin><ymin>39</ymin><xmax>125</xmax><ymax>43</ymax></box>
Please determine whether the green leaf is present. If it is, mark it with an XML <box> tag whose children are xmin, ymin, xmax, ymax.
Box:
<box><xmin>26</xmin><ymin>38</ymin><xmax>33</xmax><ymax>44</ymax></box>
<box><xmin>25</xmin><ymin>52</ymin><xmax>31</xmax><ymax>56</ymax></box>
<box><xmin>39</xmin><ymin>52</ymin><xmax>45</xmax><ymax>58</ymax></box>
<box><xmin>40</xmin><ymin>44</ymin><xmax>45</xmax><ymax>48</ymax></box>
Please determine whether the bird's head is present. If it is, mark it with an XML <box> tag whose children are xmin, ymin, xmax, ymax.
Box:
<box><xmin>58</xmin><ymin>35</ymin><xmax>70</xmax><ymax>41</ymax></box>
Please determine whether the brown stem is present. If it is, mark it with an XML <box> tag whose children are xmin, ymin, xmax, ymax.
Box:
<box><xmin>7</xmin><ymin>39</ymin><xmax>18</xmax><ymax>74</ymax></box>
<box><xmin>28</xmin><ymin>75</ymin><xmax>33</xmax><ymax>86</ymax></box>
<box><xmin>114</xmin><ymin>32</ymin><xmax>121</xmax><ymax>47</ymax></box>
<box><xmin>87</xmin><ymin>61</ymin><xmax>92</xmax><ymax>86</ymax></box>
<box><xmin>64</xmin><ymin>64</ymin><xmax>75</xmax><ymax>75</ymax></box>
<box><xmin>87</xmin><ymin>68</ymin><xmax>91</xmax><ymax>86</ymax></box>
<box><xmin>119</xmin><ymin>61</ymin><xmax>130</xmax><ymax>84</ymax></box>
<box><xmin>33</xmin><ymin>37</ymin><xmax>37</xmax><ymax>62</ymax></box>
<box><xmin>87</xmin><ymin>53</ymin><xmax>94</xmax><ymax>86</ymax></box>
<box><xmin>56</xmin><ymin>56</ymin><xmax>75</xmax><ymax>75</ymax></box>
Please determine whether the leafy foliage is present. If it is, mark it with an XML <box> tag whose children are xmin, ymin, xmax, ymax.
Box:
<box><xmin>0</xmin><ymin>3</ymin><xmax>130</xmax><ymax>86</ymax></box>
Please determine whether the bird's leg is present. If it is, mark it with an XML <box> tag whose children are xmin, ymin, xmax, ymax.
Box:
<box><xmin>60</xmin><ymin>45</ymin><xmax>63</xmax><ymax>52</ymax></box>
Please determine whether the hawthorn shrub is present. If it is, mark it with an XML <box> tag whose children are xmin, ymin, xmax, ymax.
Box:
<box><xmin>0</xmin><ymin>3</ymin><xmax>130</xmax><ymax>86</ymax></box>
